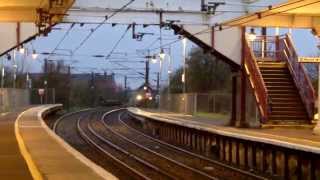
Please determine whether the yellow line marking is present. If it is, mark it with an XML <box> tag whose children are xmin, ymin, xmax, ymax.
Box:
<box><xmin>15</xmin><ymin>108</ymin><xmax>43</xmax><ymax>180</ymax></box>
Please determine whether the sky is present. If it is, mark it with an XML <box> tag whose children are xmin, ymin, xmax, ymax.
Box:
<box><xmin>8</xmin><ymin>24</ymin><xmax>319</xmax><ymax>90</ymax></box>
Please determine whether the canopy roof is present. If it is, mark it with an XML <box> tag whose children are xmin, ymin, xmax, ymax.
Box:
<box><xmin>0</xmin><ymin>0</ymin><xmax>74</xmax><ymax>22</ymax></box>
<box><xmin>222</xmin><ymin>0</ymin><xmax>320</xmax><ymax>34</ymax></box>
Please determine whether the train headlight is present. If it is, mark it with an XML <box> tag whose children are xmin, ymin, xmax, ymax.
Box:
<box><xmin>136</xmin><ymin>94</ymin><xmax>143</xmax><ymax>101</ymax></box>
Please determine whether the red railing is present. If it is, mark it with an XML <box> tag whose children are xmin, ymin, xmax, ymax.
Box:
<box><xmin>244</xmin><ymin>36</ymin><xmax>269</xmax><ymax>122</ymax></box>
<box><xmin>249</xmin><ymin>34</ymin><xmax>315</xmax><ymax>120</ymax></box>
<box><xmin>279</xmin><ymin>34</ymin><xmax>315</xmax><ymax>120</ymax></box>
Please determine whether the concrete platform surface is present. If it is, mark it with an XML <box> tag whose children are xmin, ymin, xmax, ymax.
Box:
<box><xmin>16</xmin><ymin>105</ymin><xmax>117</xmax><ymax>180</ymax></box>
<box><xmin>0</xmin><ymin>108</ymin><xmax>32</xmax><ymax>180</ymax></box>
<box><xmin>128</xmin><ymin>108</ymin><xmax>320</xmax><ymax>154</ymax></box>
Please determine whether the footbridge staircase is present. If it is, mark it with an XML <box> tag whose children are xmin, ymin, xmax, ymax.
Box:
<box><xmin>244</xmin><ymin>34</ymin><xmax>315</xmax><ymax>125</ymax></box>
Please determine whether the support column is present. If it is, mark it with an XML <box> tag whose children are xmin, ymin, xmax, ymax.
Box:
<box><xmin>230</xmin><ymin>69</ymin><xmax>239</xmax><ymax>126</ymax></box>
<box><xmin>239</xmin><ymin>27</ymin><xmax>247</xmax><ymax>127</ymax></box>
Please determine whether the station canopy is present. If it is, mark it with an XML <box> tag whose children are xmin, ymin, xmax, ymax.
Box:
<box><xmin>222</xmin><ymin>0</ymin><xmax>320</xmax><ymax>35</ymax></box>
<box><xmin>0</xmin><ymin>0</ymin><xmax>74</xmax><ymax>22</ymax></box>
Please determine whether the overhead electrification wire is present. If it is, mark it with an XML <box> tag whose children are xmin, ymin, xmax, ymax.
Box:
<box><xmin>72</xmin><ymin>0</ymin><xmax>135</xmax><ymax>54</ymax></box>
<box><xmin>47</xmin><ymin>23</ymin><xmax>75</xmax><ymax>60</ymax></box>
<box><xmin>105</xmin><ymin>25</ymin><xmax>131</xmax><ymax>60</ymax></box>
<box><xmin>111</xmin><ymin>61</ymin><xmax>145</xmax><ymax>77</ymax></box>
<box><xmin>146</xmin><ymin>0</ymin><xmax>320</xmax><ymax>53</ymax></box>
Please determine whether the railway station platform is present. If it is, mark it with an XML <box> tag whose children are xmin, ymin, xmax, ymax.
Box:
<box><xmin>0</xmin><ymin>107</ymin><xmax>32</xmax><ymax>180</ymax></box>
<box><xmin>128</xmin><ymin>108</ymin><xmax>320</xmax><ymax>154</ymax></box>
<box><xmin>2</xmin><ymin>105</ymin><xmax>116</xmax><ymax>180</ymax></box>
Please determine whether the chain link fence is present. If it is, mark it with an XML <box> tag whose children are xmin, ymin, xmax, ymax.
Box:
<box><xmin>0</xmin><ymin>88</ymin><xmax>30</xmax><ymax>112</ymax></box>
<box><xmin>159</xmin><ymin>92</ymin><xmax>260</xmax><ymax>126</ymax></box>
<box><xmin>160</xmin><ymin>93</ymin><xmax>231</xmax><ymax>117</ymax></box>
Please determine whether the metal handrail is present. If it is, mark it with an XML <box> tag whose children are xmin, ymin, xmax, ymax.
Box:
<box><xmin>280</xmin><ymin>34</ymin><xmax>315</xmax><ymax>119</ymax></box>
<box><xmin>244</xmin><ymin>35</ymin><xmax>269</xmax><ymax>122</ymax></box>
<box><xmin>250</xmin><ymin>34</ymin><xmax>315</xmax><ymax>120</ymax></box>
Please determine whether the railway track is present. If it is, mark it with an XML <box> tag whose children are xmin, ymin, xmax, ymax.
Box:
<box><xmin>52</xmin><ymin>108</ymin><xmax>270</xmax><ymax>180</ymax></box>
<box><xmin>101</xmin><ymin>109</ymin><xmax>269</xmax><ymax>180</ymax></box>
<box><xmin>53</xmin><ymin>108</ymin><xmax>147</xmax><ymax>180</ymax></box>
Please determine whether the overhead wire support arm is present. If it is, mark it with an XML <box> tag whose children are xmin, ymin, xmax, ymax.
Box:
<box><xmin>71</xmin><ymin>0</ymin><xmax>136</xmax><ymax>54</ymax></box>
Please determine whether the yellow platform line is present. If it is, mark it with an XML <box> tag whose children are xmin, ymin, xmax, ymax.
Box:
<box><xmin>15</xmin><ymin>108</ymin><xmax>44</xmax><ymax>180</ymax></box>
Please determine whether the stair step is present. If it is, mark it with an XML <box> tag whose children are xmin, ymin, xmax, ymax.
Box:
<box><xmin>260</xmin><ymin>69</ymin><xmax>289</xmax><ymax>73</ymax></box>
<box><xmin>269</xmin><ymin>94</ymin><xmax>298</xmax><ymax>98</ymax></box>
<box><xmin>268</xmin><ymin>90</ymin><xmax>298</xmax><ymax>95</ymax></box>
<box><xmin>262</xmin><ymin>74</ymin><xmax>291</xmax><ymax>78</ymax></box>
<box><xmin>258</xmin><ymin>63</ymin><xmax>286</xmax><ymax>67</ymax></box>
<box><xmin>270</xmin><ymin>98</ymin><xmax>303</xmax><ymax>103</ymax></box>
<box><xmin>266</xmin><ymin>86</ymin><xmax>296</xmax><ymax>90</ymax></box>
<box><xmin>265</xmin><ymin>82</ymin><xmax>294</xmax><ymax>86</ymax></box>
<box><xmin>263</xmin><ymin>78</ymin><xmax>293</xmax><ymax>82</ymax></box>
<box><xmin>271</xmin><ymin>111</ymin><xmax>307</xmax><ymax>116</ymax></box>
<box><xmin>269</xmin><ymin>115</ymin><xmax>309</xmax><ymax>120</ymax></box>
<box><xmin>272</xmin><ymin>105</ymin><xmax>305</xmax><ymax>112</ymax></box>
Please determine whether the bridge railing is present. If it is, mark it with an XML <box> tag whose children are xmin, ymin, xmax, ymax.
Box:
<box><xmin>244</xmin><ymin>35</ymin><xmax>269</xmax><ymax>122</ymax></box>
<box><xmin>280</xmin><ymin>34</ymin><xmax>315</xmax><ymax>120</ymax></box>
<box><xmin>250</xmin><ymin>34</ymin><xmax>315</xmax><ymax>120</ymax></box>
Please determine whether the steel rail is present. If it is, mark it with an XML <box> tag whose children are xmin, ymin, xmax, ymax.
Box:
<box><xmin>101</xmin><ymin>109</ymin><xmax>218</xmax><ymax>180</ymax></box>
<box><xmin>119</xmin><ymin>111</ymin><xmax>268</xmax><ymax>180</ymax></box>
<box><xmin>77</xmin><ymin>111</ymin><xmax>173</xmax><ymax>180</ymax></box>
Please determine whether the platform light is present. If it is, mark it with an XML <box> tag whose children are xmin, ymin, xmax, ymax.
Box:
<box><xmin>143</xmin><ymin>86</ymin><xmax>147</xmax><ymax>90</ymax></box>
<box><xmin>151</xmin><ymin>57</ymin><xmax>158</xmax><ymax>64</ymax></box>
<box><xmin>32</xmin><ymin>50</ymin><xmax>38</xmax><ymax>59</ymax></box>
<box><xmin>248</xmin><ymin>28</ymin><xmax>257</xmax><ymax>41</ymax></box>
<box><xmin>181</xmin><ymin>73</ymin><xmax>185</xmax><ymax>83</ymax></box>
<box><xmin>19</xmin><ymin>46</ymin><xmax>25</xmax><ymax>54</ymax></box>
<box><xmin>136</xmin><ymin>94</ymin><xmax>143</xmax><ymax>101</ymax></box>
<box><xmin>159</xmin><ymin>49</ymin><xmax>166</xmax><ymax>60</ymax></box>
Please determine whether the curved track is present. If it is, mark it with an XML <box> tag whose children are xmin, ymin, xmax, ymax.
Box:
<box><xmin>53</xmin><ymin>108</ymin><xmax>269</xmax><ymax>180</ymax></box>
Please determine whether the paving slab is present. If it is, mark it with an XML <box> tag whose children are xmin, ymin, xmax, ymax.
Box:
<box><xmin>128</xmin><ymin>107</ymin><xmax>320</xmax><ymax>154</ymax></box>
<box><xmin>0</xmin><ymin>108</ymin><xmax>32</xmax><ymax>180</ymax></box>
<box><xmin>17</xmin><ymin>105</ymin><xmax>117</xmax><ymax>180</ymax></box>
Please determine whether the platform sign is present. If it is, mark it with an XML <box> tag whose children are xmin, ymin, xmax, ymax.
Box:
<box><xmin>298</xmin><ymin>57</ymin><xmax>320</xmax><ymax>63</ymax></box>
<box><xmin>38</xmin><ymin>89</ymin><xmax>45</xmax><ymax>96</ymax></box>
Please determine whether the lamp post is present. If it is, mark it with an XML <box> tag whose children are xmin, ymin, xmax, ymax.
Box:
<box><xmin>0</xmin><ymin>57</ymin><xmax>4</xmax><ymax>111</ymax></box>
<box><xmin>13</xmin><ymin>50</ymin><xmax>17</xmax><ymax>89</ymax></box>
<box><xmin>182</xmin><ymin>37</ymin><xmax>187</xmax><ymax>113</ymax></box>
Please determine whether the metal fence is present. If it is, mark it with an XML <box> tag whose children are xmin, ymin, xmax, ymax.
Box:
<box><xmin>160</xmin><ymin>93</ymin><xmax>231</xmax><ymax>115</ymax></box>
<box><xmin>29</xmin><ymin>88</ymin><xmax>56</xmax><ymax>105</ymax></box>
<box><xmin>159</xmin><ymin>92</ymin><xmax>260</xmax><ymax>126</ymax></box>
<box><xmin>0</xmin><ymin>88</ymin><xmax>30</xmax><ymax>112</ymax></box>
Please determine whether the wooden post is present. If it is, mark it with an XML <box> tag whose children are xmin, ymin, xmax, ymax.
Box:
<box><xmin>240</xmin><ymin>27</ymin><xmax>247</xmax><ymax>127</ymax></box>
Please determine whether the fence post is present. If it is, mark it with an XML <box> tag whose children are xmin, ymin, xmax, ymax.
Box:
<box><xmin>52</xmin><ymin>88</ymin><xmax>55</xmax><ymax>104</ymax></box>
<box><xmin>193</xmin><ymin>93</ymin><xmax>197</xmax><ymax>115</ymax></box>
<box><xmin>213</xmin><ymin>94</ymin><xmax>216</xmax><ymax>113</ymax></box>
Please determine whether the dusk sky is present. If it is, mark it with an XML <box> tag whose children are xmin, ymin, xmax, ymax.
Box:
<box><xmin>10</xmin><ymin>24</ymin><xmax>319</xmax><ymax>89</ymax></box>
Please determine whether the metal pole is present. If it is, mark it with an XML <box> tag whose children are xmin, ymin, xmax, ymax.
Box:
<box><xmin>1</xmin><ymin>57</ymin><xmax>4</xmax><ymax>89</ymax></box>
<box><xmin>13</xmin><ymin>50</ymin><xmax>16</xmax><ymax>89</ymax></box>
<box><xmin>318</xmin><ymin>64</ymin><xmax>320</xmax><ymax>123</ymax></box>
<box><xmin>158</xmin><ymin>59</ymin><xmax>163</xmax><ymax>110</ymax></box>
<box><xmin>182</xmin><ymin>38</ymin><xmax>187</xmax><ymax>113</ymax></box>
<box><xmin>168</xmin><ymin>47</ymin><xmax>172</xmax><ymax>98</ymax></box>
<box><xmin>0</xmin><ymin>57</ymin><xmax>3</xmax><ymax>111</ymax></box>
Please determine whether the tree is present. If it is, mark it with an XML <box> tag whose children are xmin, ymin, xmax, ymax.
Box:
<box><xmin>167</xmin><ymin>47</ymin><xmax>232</xmax><ymax>94</ymax></box>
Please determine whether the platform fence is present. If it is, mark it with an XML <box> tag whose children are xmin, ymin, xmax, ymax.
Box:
<box><xmin>0</xmin><ymin>88</ymin><xmax>30</xmax><ymax>112</ymax></box>
<box><xmin>159</xmin><ymin>92</ymin><xmax>260</xmax><ymax>126</ymax></box>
